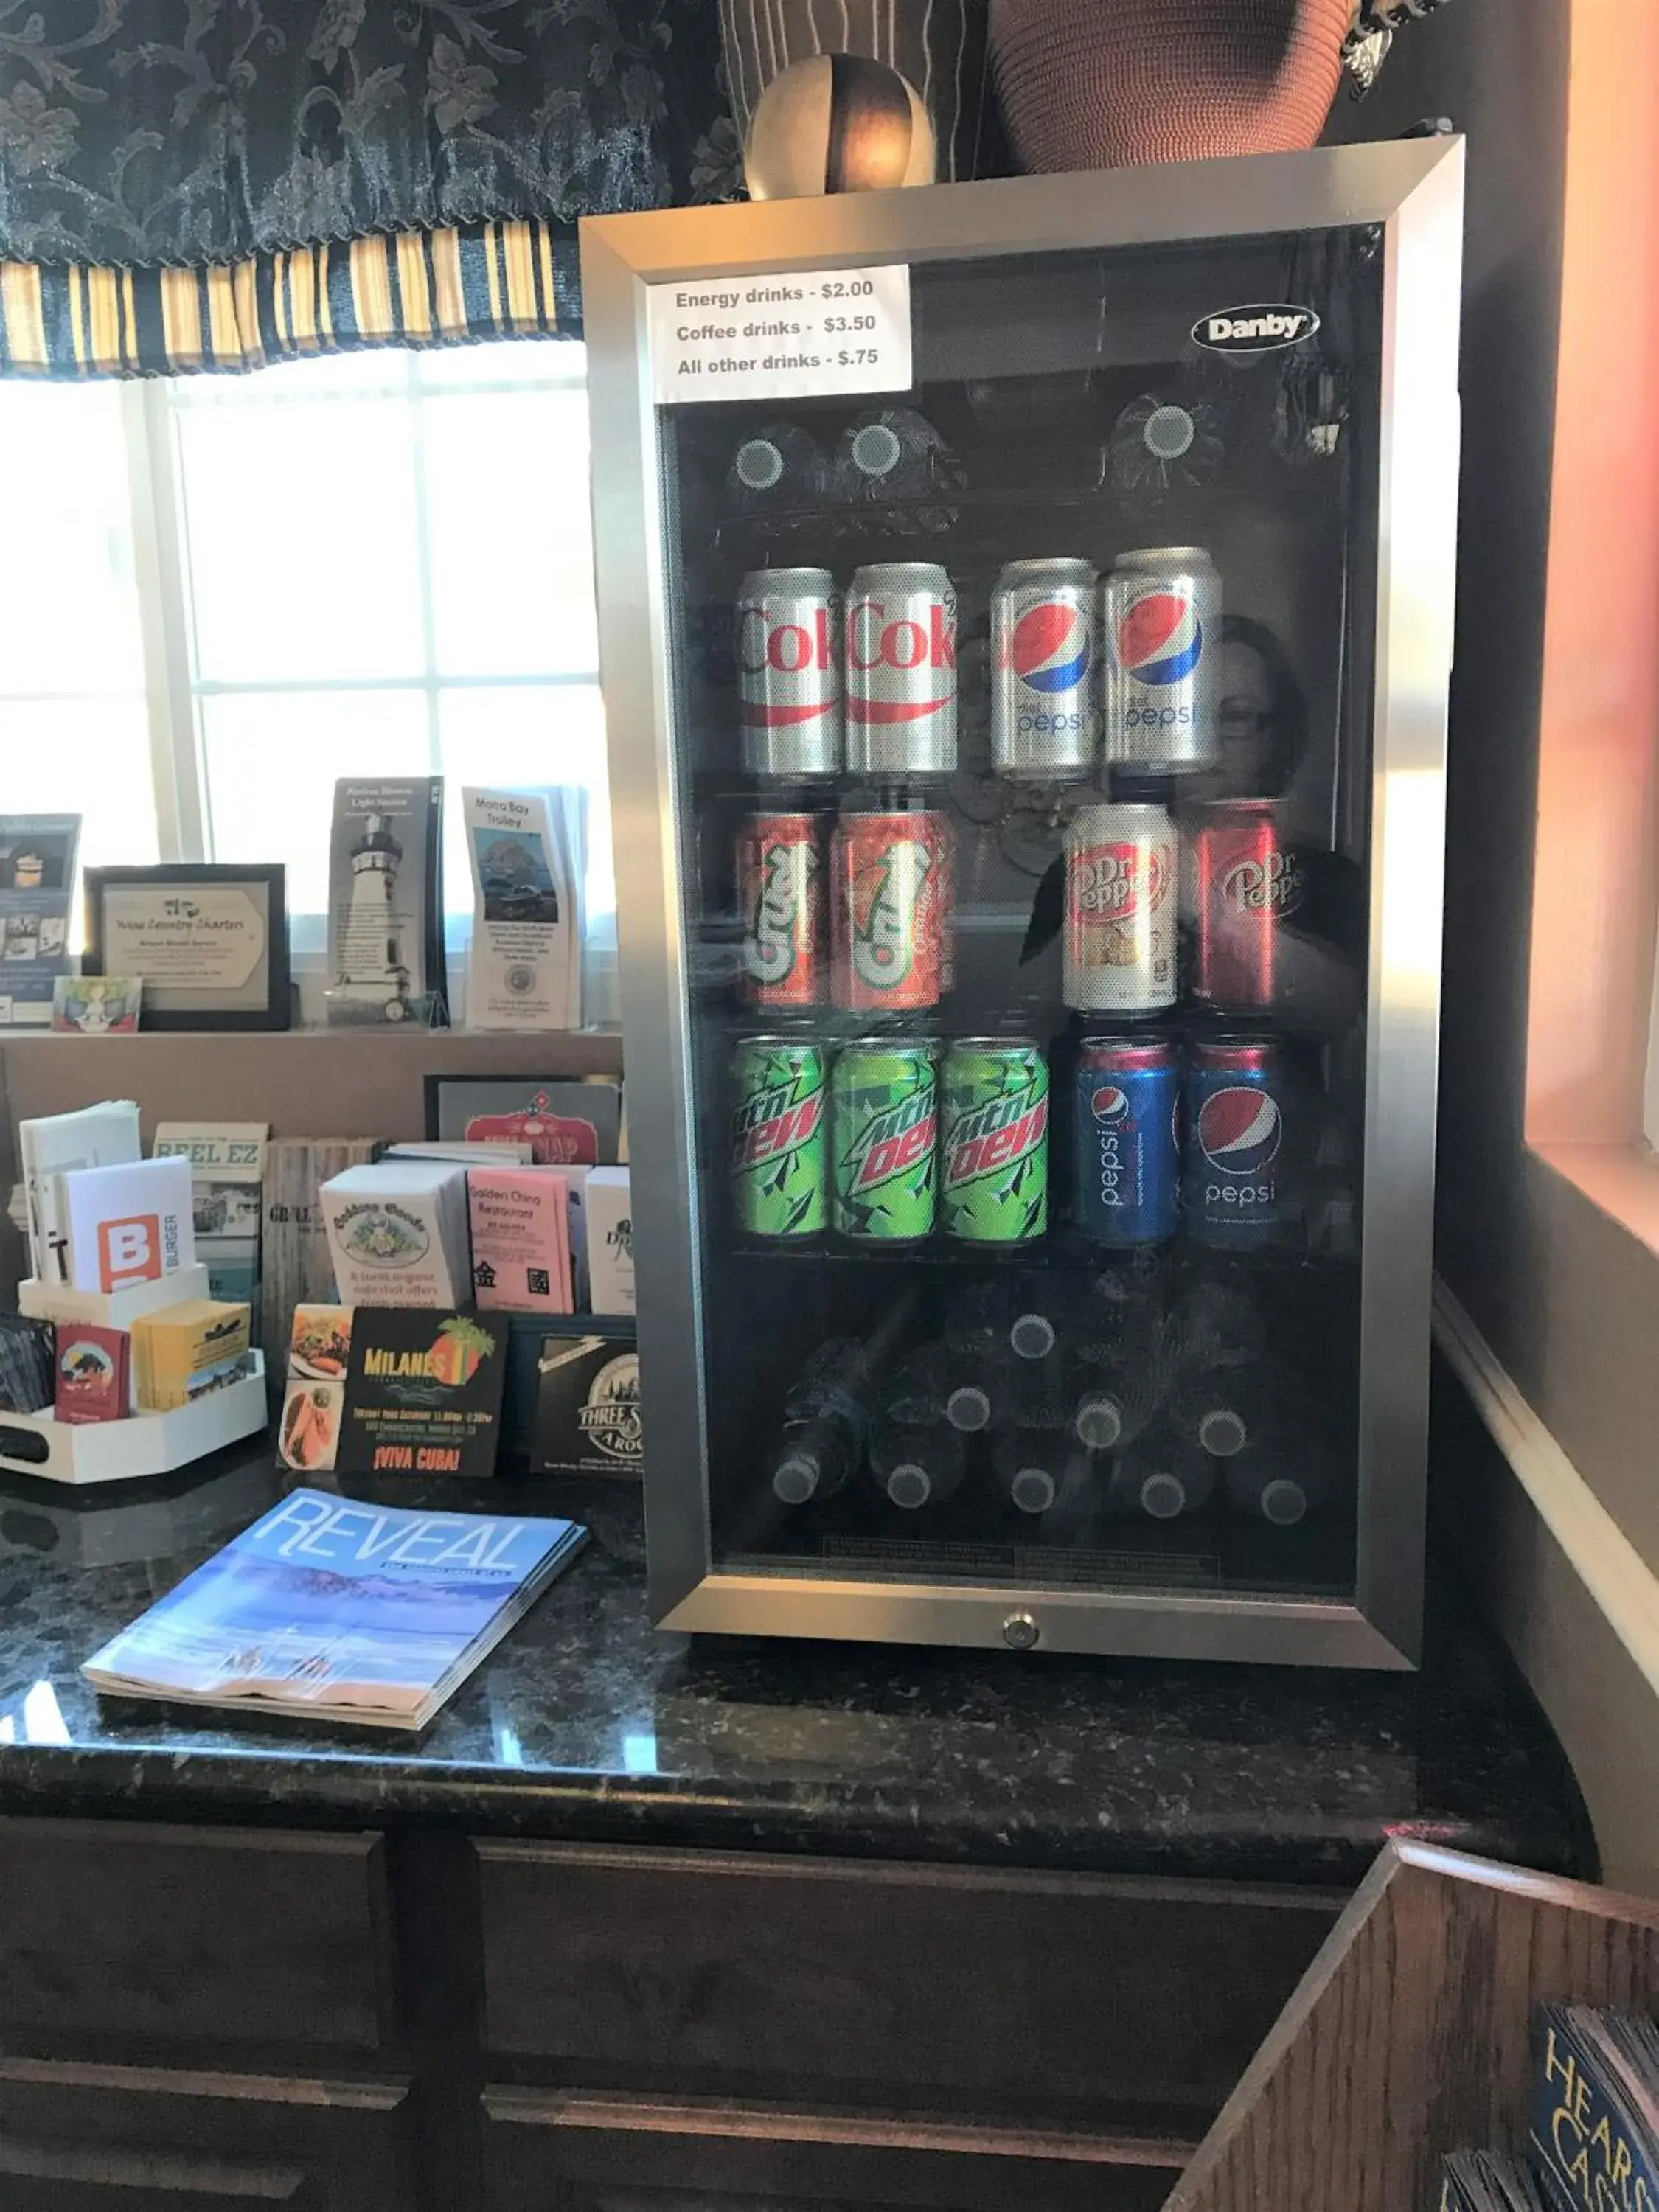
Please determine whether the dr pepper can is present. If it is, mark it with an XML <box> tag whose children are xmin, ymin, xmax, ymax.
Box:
<box><xmin>1190</xmin><ymin>799</ymin><xmax>1307</xmax><ymax>1012</ymax></box>
<box><xmin>1062</xmin><ymin>801</ymin><xmax>1178</xmax><ymax>1015</ymax></box>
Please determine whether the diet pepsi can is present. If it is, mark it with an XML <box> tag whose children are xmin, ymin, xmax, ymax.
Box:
<box><xmin>1073</xmin><ymin>1035</ymin><xmax>1180</xmax><ymax>1247</ymax></box>
<box><xmin>1184</xmin><ymin>1038</ymin><xmax>1285</xmax><ymax>1250</ymax></box>
<box><xmin>737</xmin><ymin>567</ymin><xmax>842</xmax><ymax>780</ymax></box>
<box><xmin>1101</xmin><ymin>546</ymin><xmax>1221</xmax><ymax>773</ymax></box>
<box><xmin>991</xmin><ymin>558</ymin><xmax>1099</xmax><ymax>778</ymax></box>
<box><xmin>844</xmin><ymin>561</ymin><xmax>958</xmax><ymax>777</ymax></box>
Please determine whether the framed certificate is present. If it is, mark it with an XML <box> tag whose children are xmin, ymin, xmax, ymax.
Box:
<box><xmin>83</xmin><ymin>865</ymin><xmax>290</xmax><ymax>1031</ymax></box>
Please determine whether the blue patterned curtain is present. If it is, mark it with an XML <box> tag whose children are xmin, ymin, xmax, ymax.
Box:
<box><xmin>0</xmin><ymin>1</ymin><xmax>741</xmax><ymax>371</ymax></box>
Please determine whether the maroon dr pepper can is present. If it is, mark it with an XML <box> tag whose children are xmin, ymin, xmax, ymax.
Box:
<box><xmin>1191</xmin><ymin>799</ymin><xmax>1307</xmax><ymax>1012</ymax></box>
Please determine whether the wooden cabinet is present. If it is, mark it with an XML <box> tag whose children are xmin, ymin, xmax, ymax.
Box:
<box><xmin>0</xmin><ymin>2056</ymin><xmax>414</xmax><ymax>2212</ymax></box>
<box><xmin>481</xmin><ymin>2089</ymin><xmax>1189</xmax><ymax>2212</ymax></box>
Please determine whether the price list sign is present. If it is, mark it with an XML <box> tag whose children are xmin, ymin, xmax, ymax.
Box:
<box><xmin>650</xmin><ymin>264</ymin><xmax>912</xmax><ymax>406</ymax></box>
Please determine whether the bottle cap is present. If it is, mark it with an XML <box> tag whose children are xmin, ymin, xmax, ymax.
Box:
<box><xmin>1141</xmin><ymin>1471</ymin><xmax>1187</xmax><ymax>1520</ymax></box>
<box><xmin>1260</xmin><ymin>1477</ymin><xmax>1308</xmax><ymax>1527</ymax></box>
<box><xmin>947</xmin><ymin>1384</ymin><xmax>992</xmax><ymax>1433</ymax></box>
<box><xmin>850</xmin><ymin>421</ymin><xmax>902</xmax><ymax>478</ymax></box>
<box><xmin>886</xmin><ymin>1464</ymin><xmax>931</xmax><ymax>1511</ymax></box>
<box><xmin>1009</xmin><ymin>1466</ymin><xmax>1057</xmax><ymax>1514</ymax></box>
<box><xmin>736</xmin><ymin>438</ymin><xmax>785</xmax><ymax>490</ymax></box>
<box><xmin>1197</xmin><ymin>1407</ymin><xmax>1248</xmax><ymax>1458</ymax></box>
<box><xmin>1074</xmin><ymin>1394</ymin><xmax>1123</xmax><ymax>1451</ymax></box>
<box><xmin>772</xmin><ymin>1453</ymin><xmax>818</xmax><ymax>1506</ymax></box>
<box><xmin>1009</xmin><ymin>1312</ymin><xmax>1056</xmax><ymax>1360</ymax></box>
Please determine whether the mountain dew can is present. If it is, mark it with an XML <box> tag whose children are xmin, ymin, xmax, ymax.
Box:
<box><xmin>942</xmin><ymin>1039</ymin><xmax>1049</xmax><ymax>1243</ymax></box>
<box><xmin>730</xmin><ymin>1037</ymin><xmax>829</xmax><ymax>1239</ymax></box>
<box><xmin>832</xmin><ymin>1040</ymin><xmax>937</xmax><ymax>1242</ymax></box>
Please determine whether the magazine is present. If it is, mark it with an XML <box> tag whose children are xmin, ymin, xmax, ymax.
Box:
<box><xmin>82</xmin><ymin>1488</ymin><xmax>588</xmax><ymax>1730</ymax></box>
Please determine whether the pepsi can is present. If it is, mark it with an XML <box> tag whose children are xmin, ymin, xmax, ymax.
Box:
<box><xmin>1184</xmin><ymin>1038</ymin><xmax>1286</xmax><ymax>1250</ymax></box>
<box><xmin>844</xmin><ymin>561</ymin><xmax>958</xmax><ymax>777</ymax></box>
<box><xmin>1101</xmin><ymin>546</ymin><xmax>1221</xmax><ymax>773</ymax></box>
<box><xmin>1073</xmin><ymin>1035</ymin><xmax>1180</xmax><ymax>1247</ymax></box>
<box><xmin>737</xmin><ymin>567</ymin><xmax>842</xmax><ymax>780</ymax></box>
<box><xmin>991</xmin><ymin>558</ymin><xmax>1099</xmax><ymax>778</ymax></box>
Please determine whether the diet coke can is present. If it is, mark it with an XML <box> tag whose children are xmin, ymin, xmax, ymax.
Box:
<box><xmin>831</xmin><ymin>809</ymin><xmax>953</xmax><ymax>1012</ymax></box>
<box><xmin>844</xmin><ymin>561</ymin><xmax>957</xmax><ymax>777</ymax></box>
<box><xmin>991</xmin><ymin>557</ymin><xmax>1099</xmax><ymax>779</ymax></box>
<box><xmin>737</xmin><ymin>812</ymin><xmax>822</xmax><ymax>1009</ymax></box>
<box><xmin>1062</xmin><ymin>801</ymin><xmax>1178</xmax><ymax>1014</ymax></box>
<box><xmin>1100</xmin><ymin>546</ymin><xmax>1221</xmax><ymax>773</ymax></box>
<box><xmin>737</xmin><ymin>567</ymin><xmax>842</xmax><ymax>779</ymax></box>
<box><xmin>1191</xmin><ymin>799</ymin><xmax>1307</xmax><ymax>1012</ymax></box>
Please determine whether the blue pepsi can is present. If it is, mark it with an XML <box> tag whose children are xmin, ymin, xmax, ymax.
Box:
<box><xmin>1073</xmin><ymin>1035</ymin><xmax>1180</xmax><ymax>1246</ymax></box>
<box><xmin>1184</xmin><ymin>1038</ymin><xmax>1285</xmax><ymax>1249</ymax></box>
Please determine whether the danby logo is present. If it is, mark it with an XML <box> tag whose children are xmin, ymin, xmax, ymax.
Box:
<box><xmin>1197</xmin><ymin>1087</ymin><xmax>1282</xmax><ymax>1178</ymax></box>
<box><xmin>97</xmin><ymin>1213</ymin><xmax>164</xmax><ymax>1292</ymax></box>
<box><xmin>946</xmin><ymin>1093</ymin><xmax>1048</xmax><ymax>1187</ymax></box>
<box><xmin>851</xmin><ymin>841</ymin><xmax>930</xmax><ymax>990</ymax></box>
<box><xmin>1070</xmin><ymin>841</ymin><xmax>1169</xmax><ymax>925</ymax></box>
<box><xmin>744</xmin><ymin>838</ymin><xmax>813</xmax><ymax>985</ymax></box>
<box><xmin>1004</xmin><ymin>600</ymin><xmax>1089</xmax><ymax>694</ymax></box>
<box><xmin>731</xmin><ymin>1081</ymin><xmax>822</xmax><ymax>1167</ymax></box>
<box><xmin>1192</xmin><ymin>303</ymin><xmax>1320</xmax><ymax>355</ymax></box>
<box><xmin>1220</xmin><ymin>849</ymin><xmax>1306</xmax><ymax>917</ymax></box>
<box><xmin>849</xmin><ymin>1092</ymin><xmax>935</xmax><ymax>1192</ymax></box>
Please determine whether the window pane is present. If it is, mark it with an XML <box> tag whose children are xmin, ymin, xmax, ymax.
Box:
<box><xmin>438</xmin><ymin>684</ymin><xmax>614</xmax><ymax>922</ymax></box>
<box><xmin>419</xmin><ymin>338</ymin><xmax>586</xmax><ymax>391</ymax></box>
<box><xmin>0</xmin><ymin>385</ymin><xmax>144</xmax><ymax>695</ymax></box>
<box><xmin>175</xmin><ymin>393</ymin><xmax>425</xmax><ymax>681</ymax></box>
<box><xmin>424</xmin><ymin>388</ymin><xmax>599</xmax><ymax>676</ymax></box>
<box><xmin>201</xmin><ymin>689</ymin><xmax>430</xmax><ymax>914</ymax></box>
<box><xmin>0</xmin><ymin>699</ymin><xmax>158</xmax><ymax>872</ymax></box>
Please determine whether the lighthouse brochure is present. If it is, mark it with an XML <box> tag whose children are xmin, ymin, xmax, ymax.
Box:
<box><xmin>83</xmin><ymin>1489</ymin><xmax>587</xmax><ymax>1730</ymax></box>
<box><xmin>325</xmin><ymin>778</ymin><xmax>445</xmax><ymax>1026</ymax></box>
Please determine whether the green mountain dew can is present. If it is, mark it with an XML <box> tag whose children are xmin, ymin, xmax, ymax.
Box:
<box><xmin>941</xmin><ymin>1039</ymin><xmax>1049</xmax><ymax>1242</ymax></box>
<box><xmin>832</xmin><ymin>1040</ymin><xmax>938</xmax><ymax>1242</ymax></box>
<box><xmin>730</xmin><ymin>1036</ymin><xmax>829</xmax><ymax>1239</ymax></box>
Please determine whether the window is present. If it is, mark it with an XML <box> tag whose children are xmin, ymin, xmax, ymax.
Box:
<box><xmin>0</xmin><ymin>343</ymin><xmax>613</xmax><ymax>1012</ymax></box>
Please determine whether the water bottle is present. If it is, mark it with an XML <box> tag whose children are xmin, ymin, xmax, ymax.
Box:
<box><xmin>727</xmin><ymin>421</ymin><xmax>832</xmax><ymax>512</ymax></box>
<box><xmin>944</xmin><ymin>1354</ymin><xmax>1026</xmax><ymax>1436</ymax></box>
<box><xmin>1225</xmin><ymin>1440</ymin><xmax>1329</xmax><ymax>1526</ymax></box>
<box><xmin>833</xmin><ymin>406</ymin><xmax>964</xmax><ymax>532</ymax></box>
<box><xmin>1070</xmin><ymin>1355</ymin><xmax>1162</xmax><ymax>1453</ymax></box>
<box><xmin>991</xmin><ymin>1429</ymin><xmax>1072</xmax><ymax>1517</ymax></box>
<box><xmin>880</xmin><ymin>1343</ymin><xmax>953</xmax><ymax>1427</ymax></box>
<box><xmin>1105</xmin><ymin>1436</ymin><xmax>1217</xmax><ymax>1520</ymax></box>
<box><xmin>1167</xmin><ymin>1365</ymin><xmax>1270</xmax><ymax>1460</ymax></box>
<box><xmin>869</xmin><ymin>1422</ymin><xmax>967</xmax><ymax>1510</ymax></box>
<box><xmin>1166</xmin><ymin>1281</ymin><xmax>1266</xmax><ymax>1374</ymax></box>
<box><xmin>769</xmin><ymin>1338</ymin><xmax>870</xmax><ymax>1505</ymax></box>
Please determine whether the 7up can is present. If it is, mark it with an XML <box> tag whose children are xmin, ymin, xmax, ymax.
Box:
<box><xmin>941</xmin><ymin>1040</ymin><xmax>1049</xmax><ymax>1244</ymax></box>
<box><xmin>730</xmin><ymin>1037</ymin><xmax>829</xmax><ymax>1239</ymax></box>
<box><xmin>832</xmin><ymin>1040</ymin><xmax>938</xmax><ymax>1242</ymax></box>
<box><xmin>830</xmin><ymin>810</ymin><xmax>953</xmax><ymax>1012</ymax></box>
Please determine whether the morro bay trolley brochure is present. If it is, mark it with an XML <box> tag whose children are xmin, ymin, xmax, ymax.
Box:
<box><xmin>82</xmin><ymin>1489</ymin><xmax>588</xmax><ymax>1731</ymax></box>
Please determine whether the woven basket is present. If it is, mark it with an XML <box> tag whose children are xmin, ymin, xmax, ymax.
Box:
<box><xmin>719</xmin><ymin>0</ymin><xmax>995</xmax><ymax>182</ymax></box>
<box><xmin>988</xmin><ymin>0</ymin><xmax>1354</xmax><ymax>171</ymax></box>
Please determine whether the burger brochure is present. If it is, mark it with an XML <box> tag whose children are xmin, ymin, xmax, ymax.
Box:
<box><xmin>18</xmin><ymin>1101</ymin><xmax>142</xmax><ymax>1284</ymax></box>
<box><xmin>462</xmin><ymin>786</ymin><xmax>587</xmax><ymax>1032</ymax></box>
<box><xmin>0</xmin><ymin>814</ymin><xmax>80</xmax><ymax>1027</ymax></box>
<box><xmin>81</xmin><ymin>1488</ymin><xmax>588</xmax><ymax>1731</ymax></box>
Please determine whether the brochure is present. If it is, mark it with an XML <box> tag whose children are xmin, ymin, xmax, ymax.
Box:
<box><xmin>325</xmin><ymin>779</ymin><xmax>445</xmax><ymax>1026</ymax></box>
<box><xmin>462</xmin><ymin>787</ymin><xmax>585</xmax><ymax>1030</ymax></box>
<box><xmin>336</xmin><ymin>1307</ymin><xmax>509</xmax><ymax>1478</ymax></box>
<box><xmin>82</xmin><ymin>1488</ymin><xmax>588</xmax><ymax>1730</ymax></box>
<box><xmin>0</xmin><ymin>815</ymin><xmax>80</xmax><ymax>1027</ymax></box>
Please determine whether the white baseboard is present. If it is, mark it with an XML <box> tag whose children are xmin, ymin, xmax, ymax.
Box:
<box><xmin>1433</xmin><ymin>1278</ymin><xmax>1659</xmax><ymax>1702</ymax></box>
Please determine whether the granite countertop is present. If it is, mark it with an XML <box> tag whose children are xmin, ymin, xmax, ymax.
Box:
<box><xmin>0</xmin><ymin>1447</ymin><xmax>1591</xmax><ymax>1889</ymax></box>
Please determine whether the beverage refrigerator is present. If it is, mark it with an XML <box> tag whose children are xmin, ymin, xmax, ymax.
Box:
<box><xmin>581</xmin><ymin>136</ymin><xmax>1462</xmax><ymax>1667</ymax></box>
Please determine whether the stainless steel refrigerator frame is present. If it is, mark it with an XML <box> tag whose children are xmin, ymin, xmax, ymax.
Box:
<box><xmin>581</xmin><ymin>137</ymin><xmax>1462</xmax><ymax>1668</ymax></box>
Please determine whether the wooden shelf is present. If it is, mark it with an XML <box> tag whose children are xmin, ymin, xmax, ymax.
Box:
<box><xmin>1169</xmin><ymin>1841</ymin><xmax>1659</xmax><ymax>2212</ymax></box>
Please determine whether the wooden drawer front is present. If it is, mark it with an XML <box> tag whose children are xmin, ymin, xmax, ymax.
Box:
<box><xmin>476</xmin><ymin>1843</ymin><xmax>1338</xmax><ymax>2120</ymax></box>
<box><xmin>0</xmin><ymin>2056</ymin><xmax>414</xmax><ymax>2212</ymax></box>
<box><xmin>484</xmin><ymin>2088</ymin><xmax>1190</xmax><ymax>2212</ymax></box>
<box><xmin>0</xmin><ymin>1818</ymin><xmax>394</xmax><ymax>2052</ymax></box>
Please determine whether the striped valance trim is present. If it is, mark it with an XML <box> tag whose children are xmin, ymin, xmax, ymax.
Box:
<box><xmin>0</xmin><ymin>220</ymin><xmax>580</xmax><ymax>378</ymax></box>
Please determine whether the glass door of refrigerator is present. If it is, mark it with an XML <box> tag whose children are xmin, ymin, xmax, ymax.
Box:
<box><xmin>658</xmin><ymin>228</ymin><xmax>1382</xmax><ymax>1607</ymax></box>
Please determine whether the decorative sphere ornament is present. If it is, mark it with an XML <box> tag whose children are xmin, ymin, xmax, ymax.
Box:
<box><xmin>743</xmin><ymin>54</ymin><xmax>937</xmax><ymax>200</ymax></box>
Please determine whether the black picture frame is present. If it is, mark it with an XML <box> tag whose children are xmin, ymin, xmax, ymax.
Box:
<box><xmin>83</xmin><ymin>864</ymin><xmax>291</xmax><ymax>1032</ymax></box>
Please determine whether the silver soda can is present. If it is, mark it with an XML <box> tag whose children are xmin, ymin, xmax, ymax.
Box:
<box><xmin>844</xmin><ymin>561</ymin><xmax>958</xmax><ymax>776</ymax></box>
<box><xmin>991</xmin><ymin>557</ymin><xmax>1099</xmax><ymax>778</ymax></box>
<box><xmin>1100</xmin><ymin>546</ymin><xmax>1222</xmax><ymax>773</ymax></box>
<box><xmin>737</xmin><ymin>567</ymin><xmax>842</xmax><ymax>779</ymax></box>
<box><xmin>1063</xmin><ymin>801</ymin><xmax>1178</xmax><ymax>1013</ymax></box>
